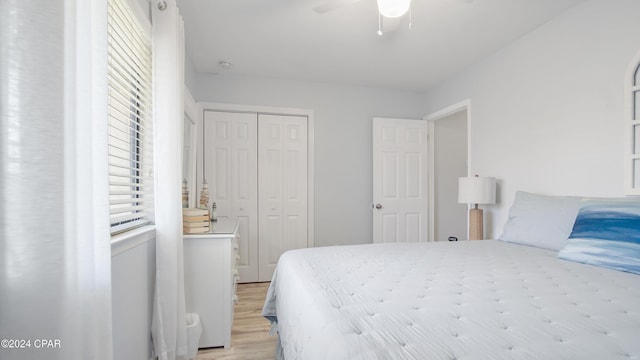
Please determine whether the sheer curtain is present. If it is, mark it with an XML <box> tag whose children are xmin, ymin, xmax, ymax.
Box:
<box><xmin>150</xmin><ymin>0</ymin><xmax>188</xmax><ymax>359</ymax></box>
<box><xmin>0</xmin><ymin>0</ymin><xmax>112</xmax><ymax>359</ymax></box>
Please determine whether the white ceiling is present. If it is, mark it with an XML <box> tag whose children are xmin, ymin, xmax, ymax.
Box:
<box><xmin>177</xmin><ymin>0</ymin><xmax>585</xmax><ymax>92</ymax></box>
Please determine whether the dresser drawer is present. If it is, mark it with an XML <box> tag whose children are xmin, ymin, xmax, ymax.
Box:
<box><xmin>183</xmin><ymin>218</ymin><xmax>239</xmax><ymax>349</ymax></box>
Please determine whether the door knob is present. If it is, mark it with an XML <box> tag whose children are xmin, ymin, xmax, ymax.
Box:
<box><xmin>375</xmin><ymin>203</ymin><xmax>382</xmax><ymax>209</ymax></box>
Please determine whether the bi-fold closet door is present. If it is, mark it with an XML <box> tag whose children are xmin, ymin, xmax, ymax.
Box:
<box><xmin>203</xmin><ymin>110</ymin><xmax>308</xmax><ymax>282</ymax></box>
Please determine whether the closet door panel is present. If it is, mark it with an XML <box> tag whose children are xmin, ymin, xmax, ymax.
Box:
<box><xmin>258</xmin><ymin>117</ymin><xmax>284</xmax><ymax>281</ymax></box>
<box><xmin>203</xmin><ymin>111</ymin><xmax>258</xmax><ymax>282</ymax></box>
<box><xmin>264</xmin><ymin>214</ymin><xmax>283</xmax><ymax>265</ymax></box>
<box><xmin>265</xmin><ymin>149</ymin><xmax>283</xmax><ymax>200</ymax></box>
<box><xmin>214</xmin><ymin>149</ymin><xmax>228</xmax><ymax>201</ymax></box>
<box><xmin>258</xmin><ymin>114</ymin><xmax>307</xmax><ymax>281</ymax></box>
<box><xmin>231</xmin><ymin>113</ymin><xmax>258</xmax><ymax>283</ymax></box>
<box><xmin>284</xmin><ymin>118</ymin><xmax>307</xmax><ymax>254</ymax></box>
<box><xmin>235</xmin><ymin>149</ymin><xmax>250</xmax><ymax>200</ymax></box>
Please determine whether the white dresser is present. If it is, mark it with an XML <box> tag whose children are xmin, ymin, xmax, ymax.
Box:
<box><xmin>183</xmin><ymin>218</ymin><xmax>240</xmax><ymax>348</ymax></box>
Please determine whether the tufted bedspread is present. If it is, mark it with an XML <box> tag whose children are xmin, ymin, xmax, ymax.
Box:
<box><xmin>262</xmin><ymin>240</ymin><xmax>640</xmax><ymax>360</ymax></box>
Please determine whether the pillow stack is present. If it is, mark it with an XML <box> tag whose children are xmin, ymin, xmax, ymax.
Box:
<box><xmin>500</xmin><ymin>191</ymin><xmax>640</xmax><ymax>275</ymax></box>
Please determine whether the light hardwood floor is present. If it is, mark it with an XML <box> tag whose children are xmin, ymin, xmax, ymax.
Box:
<box><xmin>195</xmin><ymin>282</ymin><xmax>277</xmax><ymax>360</ymax></box>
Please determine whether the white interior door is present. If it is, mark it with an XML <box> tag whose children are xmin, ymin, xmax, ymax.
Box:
<box><xmin>258</xmin><ymin>114</ymin><xmax>308</xmax><ymax>281</ymax></box>
<box><xmin>203</xmin><ymin>111</ymin><xmax>259</xmax><ymax>282</ymax></box>
<box><xmin>372</xmin><ymin>117</ymin><xmax>429</xmax><ymax>243</ymax></box>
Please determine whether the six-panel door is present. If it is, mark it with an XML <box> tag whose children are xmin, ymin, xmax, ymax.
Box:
<box><xmin>372</xmin><ymin>117</ymin><xmax>429</xmax><ymax>243</ymax></box>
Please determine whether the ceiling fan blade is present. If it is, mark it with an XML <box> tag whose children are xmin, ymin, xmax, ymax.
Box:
<box><xmin>313</xmin><ymin>0</ymin><xmax>362</xmax><ymax>14</ymax></box>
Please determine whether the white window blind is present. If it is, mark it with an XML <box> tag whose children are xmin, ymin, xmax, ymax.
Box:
<box><xmin>107</xmin><ymin>0</ymin><xmax>154</xmax><ymax>234</ymax></box>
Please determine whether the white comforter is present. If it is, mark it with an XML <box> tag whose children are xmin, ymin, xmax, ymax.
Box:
<box><xmin>262</xmin><ymin>240</ymin><xmax>640</xmax><ymax>360</ymax></box>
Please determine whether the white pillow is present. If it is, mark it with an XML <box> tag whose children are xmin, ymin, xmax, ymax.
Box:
<box><xmin>499</xmin><ymin>191</ymin><xmax>581</xmax><ymax>251</ymax></box>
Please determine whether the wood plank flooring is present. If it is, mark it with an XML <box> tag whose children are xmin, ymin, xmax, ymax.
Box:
<box><xmin>195</xmin><ymin>282</ymin><xmax>277</xmax><ymax>360</ymax></box>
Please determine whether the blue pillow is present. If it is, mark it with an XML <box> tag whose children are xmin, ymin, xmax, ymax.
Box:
<box><xmin>558</xmin><ymin>199</ymin><xmax>640</xmax><ymax>275</ymax></box>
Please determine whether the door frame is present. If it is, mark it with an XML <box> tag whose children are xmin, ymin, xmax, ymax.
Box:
<box><xmin>423</xmin><ymin>99</ymin><xmax>471</xmax><ymax>242</ymax></box>
<box><xmin>197</xmin><ymin>102</ymin><xmax>315</xmax><ymax>248</ymax></box>
<box><xmin>183</xmin><ymin>87</ymin><xmax>198</xmax><ymax>208</ymax></box>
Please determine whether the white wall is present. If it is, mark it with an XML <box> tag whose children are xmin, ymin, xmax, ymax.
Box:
<box><xmin>184</xmin><ymin>52</ymin><xmax>197</xmax><ymax>95</ymax></box>
<box><xmin>111</xmin><ymin>239</ymin><xmax>156</xmax><ymax>360</ymax></box>
<box><xmin>195</xmin><ymin>75</ymin><xmax>424</xmax><ymax>246</ymax></box>
<box><xmin>423</xmin><ymin>0</ymin><xmax>640</xmax><ymax>239</ymax></box>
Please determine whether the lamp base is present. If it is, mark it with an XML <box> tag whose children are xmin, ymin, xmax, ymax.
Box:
<box><xmin>469</xmin><ymin>208</ymin><xmax>483</xmax><ymax>240</ymax></box>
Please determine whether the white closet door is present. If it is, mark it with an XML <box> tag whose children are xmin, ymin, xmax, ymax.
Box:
<box><xmin>258</xmin><ymin>114</ymin><xmax>308</xmax><ymax>281</ymax></box>
<box><xmin>203</xmin><ymin>111</ymin><xmax>259</xmax><ymax>282</ymax></box>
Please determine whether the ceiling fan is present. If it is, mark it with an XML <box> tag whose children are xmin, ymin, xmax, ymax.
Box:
<box><xmin>313</xmin><ymin>0</ymin><xmax>412</xmax><ymax>18</ymax></box>
<box><xmin>313</xmin><ymin>0</ymin><xmax>475</xmax><ymax>18</ymax></box>
<box><xmin>313</xmin><ymin>0</ymin><xmax>413</xmax><ymax>35</ymax></box>
<box><xmin>314</xmin><ymin>0</ymin><xmax>475</xmax><ymax>13</ymax></box>
<box><xmin>314</xmin><ymin>0</ymin><xmax>474</xmax><ymax>35</ymax></box>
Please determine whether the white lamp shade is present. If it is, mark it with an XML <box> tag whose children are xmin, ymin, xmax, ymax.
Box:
<box><xmin>377</xmin><ymin>0</ymin><xmax>411</xmax><ymax>18</ymax></box>
<box><xmin>458</xmin><ymin>176</ymin><xmax>496</xmax><ymax>205</ymax></box>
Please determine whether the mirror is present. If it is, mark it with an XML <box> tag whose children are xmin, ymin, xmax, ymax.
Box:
<box><xmin>183</xmin><ymin>87</ymin><xmax>198</xmax><ymax>208</ymax></box>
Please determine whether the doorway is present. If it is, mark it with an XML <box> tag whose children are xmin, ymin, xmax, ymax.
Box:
<box><xmin>425</xmin><ymin>101</ymin><xmax>469</xmax><ymax>241</ymax></box>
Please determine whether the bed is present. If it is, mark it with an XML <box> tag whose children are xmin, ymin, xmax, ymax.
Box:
<box><xmin>262</xmin><ymin>192</ymin><xmax>640</xmax><ymax>359</ymax></box>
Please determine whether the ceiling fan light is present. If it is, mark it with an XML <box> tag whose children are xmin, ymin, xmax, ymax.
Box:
<box><xmin>377</xmin><ymin>0</ymin><xmax>411</xmax><ymax>18</ymax></box>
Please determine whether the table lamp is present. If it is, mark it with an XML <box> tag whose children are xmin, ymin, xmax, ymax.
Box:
<box><xmin>458</xmin><ymin>175</ymin><xmax>496</xmax><ymax>240</ymax></box>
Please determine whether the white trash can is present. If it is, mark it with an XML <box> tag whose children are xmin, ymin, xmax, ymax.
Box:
<box><xmin>185</xmin><ymin>313</ymin><xmax>203</xmax><ymax>360</ymax></box>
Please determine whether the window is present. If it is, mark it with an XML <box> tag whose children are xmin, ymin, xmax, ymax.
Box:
<box><xmin>626</xmin><ymin>53</ymin><xmax>640</xmax><ymax>195</ymax></box>
<box><xmin>107</xmin><ymin>0</ymin><xmax>154</xmax><ymax>234</ymax></box>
